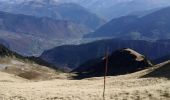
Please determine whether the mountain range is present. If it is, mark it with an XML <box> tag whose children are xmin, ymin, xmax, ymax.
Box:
<box><xmin>0</xmin><ymin>0</ymin><xmax>104</xmax><ymax>30</ymax></box>
<box><xmin>0</xmin><ymin>11</ymin><xmax>90</xmax><ymax>56</ymax></box>
<box><xmin>1</xmin><ymin>0</ymin><xmax>170</xmax><ymax>56</ymax></box>
<box><xmin>154</xmin><ymin>55</ymin><xmax>170</xmax><ymax>64</ymax></box>
<box><xmin>85</xmin><ymin>7</ymin><xmax>170</xmax><ymax>40</ymax></box>
<box><xmin>40</xmin><ymin>39</ymin><xmax>170</xmax><ymax>70</ymax></box>
<box><xmin>0</xmin><ymin>0</ymin><xmax>108</xmax><ymax>56</ymax></box>
<box><xmin>61</xmin><ymin>0</ymin><xmax>170</xmax><ymax>19</ymax></box>
<box><xmin>0</xmin><ymin>0</ymin><xmax>170</xmax><ymax>73</ymax></box>
<box><xmin>2</xmin><ymin>0</ymin><xmax>170</xmax><ymax>20</ymax></box>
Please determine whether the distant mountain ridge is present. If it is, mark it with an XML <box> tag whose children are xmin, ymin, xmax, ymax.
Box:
<box><xmin>85</xmin><ymin>7</ymin><xmax>170</xmax><ymax>40</ymax></box>
<box><xmin>0</xmin><ymin>11</ymin><xmax>89</xmax><ymax>56</ymax></box>
<box><xmin>154</xmin><ymin>55</ymin><xmax>170</xmax><ymax>64</ymax></box>
<box><xmin>40</xmin><ymin>39</ymin><xmax>170</xmax><ymax>70</ymax></box>
<box><xmin>84</xmin><ymin>15</ymin><xmax>139</xmax><ymax>38</ymax></box>
<box><xmin>0</xmin><ymin>0</ymin><xmax>104</xmax><ymax>30</ymax></box>
<box><xmin>0</xmin><ymin>11</ymin><xmax>88</xmax><ymax>38</ymax></box>
<box><xmin>0</xmin><ymin>0</ymin><xmax>105</xmax><ymax>56</ymax></box>
<box><xmin>60</xmin><ymin>0</ymin><xmax>170</xmax><ymax>19</ymax></box>
<box><xmin>1</xmin><ymin>0</ymin><xmax>170</xmax><ymax>20</ymax></box>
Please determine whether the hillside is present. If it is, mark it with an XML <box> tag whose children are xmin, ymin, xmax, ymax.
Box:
<box><xmin>85</xmin><ymin>7</ymin><xmax>170</xmax><ymax>40</ymax></box>
<box><xmin>0</xmin><ymin>60</ymin><xmax>170</xmax><ymax>99</ymax></box>
<box><xmin>0</xmin><ymin>44</ymin><xmax>69</xmax><ymax>81</ymax></box>
<box><xmin>0</xmin><ymin>71</ymin><xmax>27</xmax><ymax>82</ymax></box>
<box><xmin>40</xmin><ymin>39</ymin><xmax>170</xmax><ymax>69</ymax></box>
<box><xmin>73</xmin><ymin>48</ymin><xmax>153</xmax><ymax>79</ymax></box>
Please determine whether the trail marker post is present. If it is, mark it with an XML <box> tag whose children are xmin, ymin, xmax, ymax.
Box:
<box><xmin>103</xmin><ymin>49</ymin><xmax>109</xmax><ymax>100</ymax></box>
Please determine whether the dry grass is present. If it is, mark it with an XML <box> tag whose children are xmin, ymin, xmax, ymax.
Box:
<box><xmin>0</xmin><ymin>59</ymin><xmax>170</xmax><ymax>100</ymax></box>
<box><xmin>0</xmin><ymin>57</ymin><xmax>69</xmax><ymax>81</ymax></box>
<box><xmin>0</xmin><ymin>72</ymin><xmax>169</xmax><ymax>100</ymax></box>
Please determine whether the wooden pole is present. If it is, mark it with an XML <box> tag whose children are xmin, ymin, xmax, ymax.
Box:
<box><xmin>103</xmin><ymin>49</ymin><xmax>109</xmax><ymax>100</ymax></box>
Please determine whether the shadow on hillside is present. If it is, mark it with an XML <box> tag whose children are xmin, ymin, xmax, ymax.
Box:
<box><xmin>71</xmin><ymin>72</ymin><xmax>106</xmax><ymax>79</ymax></box>
<box><xmin>72</xmin><ymin>68</ymin><xmax>146</xmax><ymax>80</ymax></box>
<box><xmin>142</xmin><ymin>62</ymin><xmax>170</xmax><ymax>80</ymax></box>
<box><xmin>72</xmin><ymin>63</ymin><xmax>153</xmax><ymax>79</ymax></box>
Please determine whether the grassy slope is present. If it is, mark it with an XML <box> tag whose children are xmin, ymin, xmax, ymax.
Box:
<box><xmin>0</xmin><ymin>61</ymin><xmax>169</xmax><ymax>100</ymax></box>
<box><xmin>0</xmin><ymin>44</ymin><xmax>68</xmax><ymax>81</ymax></box>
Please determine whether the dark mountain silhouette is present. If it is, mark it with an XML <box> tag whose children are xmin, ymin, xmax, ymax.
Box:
<box><xmin>72</xmin><ymin>48</ymin><xmax>152</xmax><ymax>79</ymax></box>
<box><xmin>40</xmin><ymin>39</ymin><xmax>170</xmax><ymax>70</ymax></box>
<box><xmin>85</xmin><ymin>7</ymin><xmax>170</xmax><ymax>40</ymax></box>
<box><xmin>154</xmin><ymin>55</ymin><xmax>170</xmax><ymax>64</ymax></box>
<box><xmin>152</xmin><ymin>39</ymin><xmax>170</xmax><ymax>64</ymax></box>
<box><xmin>0</xmin><ymin>44</ymin><xmax>15</xmax><ymax>57</ymax></box>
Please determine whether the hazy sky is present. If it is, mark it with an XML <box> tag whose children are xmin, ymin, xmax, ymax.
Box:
<box><xmin>1</xmin><ymin>0</ymin><xmax>170</xmax><ymax>5</ymax></box>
